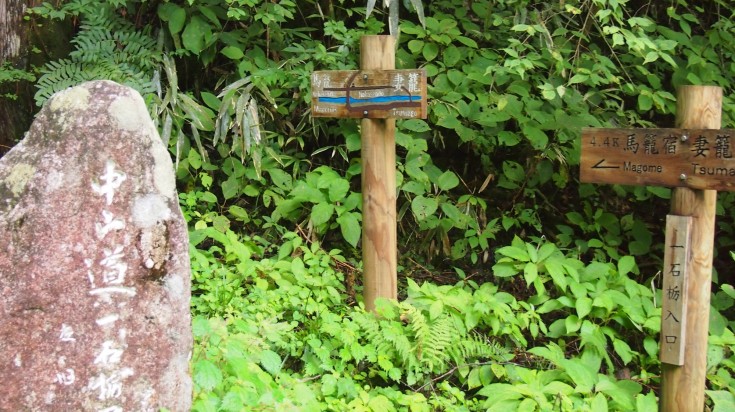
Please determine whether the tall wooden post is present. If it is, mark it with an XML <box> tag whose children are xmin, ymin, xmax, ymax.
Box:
<box><xmin>360</xmin><ymin>35</ymin><xmax>397</xmax><ymax>311</ymax></box>
<box><xmin>311</xmin><ymin>37</ymin><xmax>425</xmax><ymax>311</ymax></box>
<box><xmin>661</xmin><ymin>86</ymin><xmax>721</xmax><ymax>411</ymax></box>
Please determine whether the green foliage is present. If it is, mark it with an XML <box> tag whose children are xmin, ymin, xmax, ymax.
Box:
<box><xmin>29</xmin><ymin>0</ymin><xmax>735</xmax><ymax>410</ymax></box>
<box><xmin>32</xmin><ymin>3</ymin><xmax>159</xmax><ymax>106</ymax></box>
<box><xmin>0</xmin><ymin>62</ymin><xmax>36</xmax><ymax>100</ymax></box>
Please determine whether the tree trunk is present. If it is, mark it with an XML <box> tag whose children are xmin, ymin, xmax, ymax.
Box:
<box><xmin>0</xmin><ymin>0</ymin><xmax>34</xmax><ymax>157</ymax></box>
<box><xmin>0</xmin><ymin>0</ymin><xmax>74</xmax><ymax>157</ymax></box>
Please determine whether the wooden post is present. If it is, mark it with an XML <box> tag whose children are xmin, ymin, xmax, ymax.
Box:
<box><xmin>360</xmin><ymin>35</ymin><xmax>397</xmax><ymax>311</ymax></box>
<box><xmin>660</xmin><ymin>86</ymin><xmax>721</xmax><ymax>411</ymax></box>
<box><xmin>310</xmin><ymin>37</ymin><xmax>425</xmax><ymax>311</ymax></box>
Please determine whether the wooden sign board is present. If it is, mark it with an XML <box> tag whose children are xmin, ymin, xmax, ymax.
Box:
<box><xmin>660</xmin><ymin>215</ymin><xmax>692</xmax><ymax>366</ymax></box>
<box><xmin>311</xmin><ymin>69</ymin><xmax>427</xmax><ymax>119</ymax></box>
<box><xmin>580</xmin><ymin>128</ymin><xmax>735</xmax><ymax>191</ymax></box>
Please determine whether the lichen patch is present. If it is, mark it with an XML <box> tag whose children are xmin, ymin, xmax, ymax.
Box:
<box><xmin>109</xmin><ymin>94</ymin><xmax>149</xmax><ymax>132</ymax></box>
<box><xmin>49</xmin><ymin>86</ymin><xmax>90</xmax><ymax>113</ymax></box>
<box><xmin>5</xmin><ymin>163</ymin><xmax>36</xmax><ymax>197</ymax></box>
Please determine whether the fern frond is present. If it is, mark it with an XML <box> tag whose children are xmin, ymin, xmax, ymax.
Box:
<box><xmin>35</xmin><ymin>3</ymin><xmax>159</xmax><ymax>106</ymax></box>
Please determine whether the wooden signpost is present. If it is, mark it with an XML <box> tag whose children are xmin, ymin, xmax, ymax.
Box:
<box><xmin>580</xmin><ymin>86</ymin><xmax>726</xmax><ymax>411</ymax></box>
<box><xmin>310</xmin><ymin>35</ymin><xmax>427</xmax><ymax>311</ymax></box>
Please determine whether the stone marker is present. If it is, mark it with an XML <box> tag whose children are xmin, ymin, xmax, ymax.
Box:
<box><xmin>0</xmin><ymin>81</ymin><xmax>192</xmax><ymax>411</ymax></box>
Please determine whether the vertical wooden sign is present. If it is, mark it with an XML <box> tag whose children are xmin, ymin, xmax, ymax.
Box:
<box><xmin>359</xmin><ymin>35</ymin><xmax>397</xmax><ymax>311</ymax></box>
<box><xmin>310</xmin><ymin>36</ymin><xmax>428</xmax><ymax>311</ymax></box>
<box><xmin>660</xmin><ymin>215</ymin><xmax>692</xmax><ymax>366</ymax></box>
<box><xmin>580</xmin><ymin>85</ymin><xmax>723</xmax><ymax>411</ymax></box>
<box><xmin>661</xmin><ymin>85</ymin><xmax>721</xmax><ymax>412</ymax></box>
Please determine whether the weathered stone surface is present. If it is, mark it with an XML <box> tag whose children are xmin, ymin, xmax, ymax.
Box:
<box><xmin>0</xmin><ymin>80</ymin><xmax>192</xmax><ymax>411</ymax></box>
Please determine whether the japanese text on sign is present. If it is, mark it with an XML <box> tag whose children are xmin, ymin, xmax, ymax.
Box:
<box><xmin>580</xmin><ymin>128</ymin><xmax>735</xmax><ymax>190</ymax></box>
<box><xmin>660</xmin><ymin>215</ymin><xmax>691</xmax><ymax>366</ymax></box>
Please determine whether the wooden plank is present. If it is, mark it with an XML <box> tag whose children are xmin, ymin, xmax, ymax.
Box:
<box><xmin>660</xmin><ymin>215</ymin><xmax>692</xmax><ymax>366</ymax></box>
<box><xmin>311</xmin><ymin>69</ymin><xmax>427</xmax><ymax>119</ymax></box>
<box><xmin>359</xmin><ymin>36</ymin><xmax>398</xmax><ymax>312</ymax></box>
<box><xmin>661</xmin><ymin>85</ymin><xmax>721</xmax><ymax>412</ymax></box>
<box><xmin>580</xmin><ymin>128</ymin><xmax>735</xmax><ymax>191</ymax></box>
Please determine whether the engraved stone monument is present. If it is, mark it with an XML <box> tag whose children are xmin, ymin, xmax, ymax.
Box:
<box><xmin>0</xmin><ymin>81</ymin><xmax>192</xmax><ymax>411</ymax></box>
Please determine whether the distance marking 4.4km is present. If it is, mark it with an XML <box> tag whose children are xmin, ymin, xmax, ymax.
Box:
<box><xmin>580</xmin><ymin>128</ymin><xmax>735</xmax><ymax>191</ymax></box>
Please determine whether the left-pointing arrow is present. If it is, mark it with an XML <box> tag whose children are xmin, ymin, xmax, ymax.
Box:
<box><xmin>592</xmin><ymin>159</ymin><xmax>620</xmax><ymax>169</ymax></box>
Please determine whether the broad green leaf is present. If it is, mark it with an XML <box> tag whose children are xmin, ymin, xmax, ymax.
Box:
<box><xmin>221</xmin><ymin>177</ymin><xmax>240</xmax><ymax>200</ymax></box>
<box><xmin>456</xmin><ymin>36</ymin><xmax>478</xmax><ymax>48</ymax></box>
<box><xmin>467</xmin><ymin>368</ymin><xmax>482</xmax><ymax>389</ymax></box>
<box><xmin>559</xmin><ymin>358</ymin><xmax>597</xmax><ymax>393</ymax></box>
<box><xmin>638</xmin><ymin>93</ymin><xmax>653</xmax><ymax>111</ymax></box>
<box><xmin>617</xmin><ymin>256</ymin><xmax>636</xmax><ymax>277</ymax></box>
<box><xmin>182</xmin><ymin>16</ymin><xmax>209</xmax><ymax>55</ymax></box>
<box><xmin>545</xmin><ymin>259</ymin><xmax>568</xmax><ymax>291</ymax></box>
<box><xmin>310</xmin><ymin>203</ymin><xmax>334</xmax><ymax>226</ymax></box>
<box><xmin>328</xmin><ymin>178</ymin><xmax>350</xmax><ymax>202</ymax></box>
<box><xmin>212</xmin><ymin>215</ymin><xmax>230</xmax><ymax>232</ymax></box>
<box><xmin>522</xmin><ymin>125</ymin><xmax>548</xmax><ymax>149</ymax></box>
<box><xmin>161</xmin><ymin>4</ymin><xmax>186</xmax><ymax>35</ymax></box>
<box><xmin>368</xmin><ymin>395</ymin><xmax>396</xmax><ymax>412</ymax></box>
<box><xmin>636</xmin><ymin>392</ymin><xmax>657</xmax><ymax>411</ymax></box>
<box><xmin>411</xmin><ymin>195</ymin><xmax>438</xmax><ymax>220</ymax></box>
<box><xmin>402</xmin><ymin>181</ymin><xmax>427</xmax><ymax>195</ymax></box>
<box><xmin>429</xmin><ymin>300</ymin><xmax>443</xmax><ymax>320</ymax></box>
<box><xmin>259</xmin><ymin>349</ymin><xmax>282</xmax><ymax>375</ymax></box>
<box><xmin>496</xmin><ymin>245</ymin><xmax>529</xmax><ymax>261</ymax></box>
<box><xmin>192</xmin><ymin>316</ymin><xmax>212</xmax><ymax>337</ymax></box>
<box><xmin>596</xmin><ymin>377</ymin><xmax>640</xmax><ymax>411</ymax></box>
<box><xmin>401</xmin><ymin>119</ymin><xmax>430</xmax><ymax>132</ymax></box>
<box><xmin>643</xmin><ymin>336</ymin><xmax>658</xmax><ymax>357</ymax></box>
<box><xmin>267</xmin><ymin>168</ymin><xmax>292</xmax><ymax>191</ymax></box>
<box><xmin>643</xmin><ymin>51</ymin><xmax>659</xmax><ymax>64</ymax></box>
<box><xmin>337</xmin><ymin>212</ymin><xmax>361</xmax><ymax>247</ymax></box>
<box><xmin>591</xmin><ymin>393</ymin><xmax>609</xmax><ymax>412</ymax></box>
<box><xmin>568</xmin><ymin>73</ymin><xmax>589</xmax><ymax>85</ymax></box>
<box><xmin>200</xmin><ymin>191</ymin><xmax>217</xmax><ymax>203</ymax></box>
<box><xmin>423</xmin><ymin>43</ymin><xmax>439</xmax><ymax>61</ymax></box>
<box><xmin>523</xmin><ymin>262</ymin><xmax>538</xmax><ymax>285</ymax></box>
<box><xmin>437</xmin><ymin>170</ymin><xmax>460</xmax><ymax>191</ymax></box>
<box><xmin>707</xmin><ymin>390</ymin><xmax>735</xmax><ymax>412</ymax></box>
<box><xmin>478</xmin><ymin>383</ymin><xmax>523</xmax><ymax>402</ymax></box>
<box><xmin>502</xmin><ymin>161</ymin><xmax>525</xmax><ymax>182</ymax></box>
<box><xmin>228</xmin><ymin>205</ymin><xmax>249</xmax><ymax>221</ymax></box>
<box><xmin>613</xmin><ymin>339</ymin><xmax>634</xmax><ymax>364</ymax></box>
<box><xmin>576</xmin><ymin>297</ymin><xmax>593</xmax><ymax>319</ymax></box>
<box><xmin>565</xmin><ymin>315</ymin><xmax>581</xmax><ymax>334</ymax></box>
<box><xmin>444</xmin><ymin>45</ymin><xmax>461</xmax><ymax>67</ymax></box>
<box><xmin>492</xmin><ymin>262</ymin><xmax>519</xmax><ymax>277</ymax></box>
<box><xmin>194</xmin><ymin>359</ymin><xmax>222</xmax><ymax>391</ymax></box>
<box><xmin>221</xmin><ymin>46</ymin><xmax>244</xmax><ymax>60</ymax></box>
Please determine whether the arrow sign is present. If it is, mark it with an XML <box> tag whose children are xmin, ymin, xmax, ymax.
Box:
<box><xmin>580</xmin><ymin>128</ymin><xmax>735</xmax><ymax>191</ymax></box>
<box><xmin>592</xmin><ymin>159</ymin><xmax>620</xmax><ymax>169</ymax></box>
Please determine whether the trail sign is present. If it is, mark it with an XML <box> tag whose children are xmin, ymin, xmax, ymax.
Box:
<box><xmin>580</xmin><ymin>86</ymin><xmax>725</xmax><ymax>412</ymax></box>
<box><xmin>660</xmin><ymin>215</ymin><xmax>692</xmax><ymax>366</ymax></box>
<box><xmin>581</xmin><ymin>128</ymin><xmax>735</xmax><ymax>190</ymax></box>
<box><xmin>311</xmin><ymin>69</ymin><xmax>427</xmax><ymax>119</ymax></box>
<box><xmin>309</xmin><ymin>36</ymin><xmax>426</xmax><ymax>312</ymax></box>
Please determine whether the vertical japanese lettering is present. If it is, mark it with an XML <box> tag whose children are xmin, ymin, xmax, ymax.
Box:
<box><xmin>691</xmin><ymin>135</ymin><xmax>709</xmax><ymax>157</ymax></box>
<box><xmin>624</xmin><ymin>134</ymin><xmax>640</xmax><ymax>153</ymax></box>
<box><xmin>715</xmin><ymin>134</ymin><xmax>733</xmax><ymax>159</ymax></box>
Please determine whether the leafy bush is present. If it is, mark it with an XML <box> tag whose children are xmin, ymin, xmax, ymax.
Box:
<box><xmin>26</xmin><ymin>0</ymin><xmax>735</xmax><ymax>410</ymax></box>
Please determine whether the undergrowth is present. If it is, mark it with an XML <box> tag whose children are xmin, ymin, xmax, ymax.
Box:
<box><xmin>24</xmin><ymin>0</ymin><xmax>735</xmax><ymax>410</ymax></box>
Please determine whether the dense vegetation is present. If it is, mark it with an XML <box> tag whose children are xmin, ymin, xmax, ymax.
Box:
<box><xmin>5</xmin><ymin>0</ymin><xmax>735</xmax><ymax>409</ymax></box>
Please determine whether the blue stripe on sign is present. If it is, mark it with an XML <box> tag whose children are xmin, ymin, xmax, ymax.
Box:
<box><xmin>318</xmin><ymin>96</ymin><xmax>421</xmax><ymax>104</ymax></box>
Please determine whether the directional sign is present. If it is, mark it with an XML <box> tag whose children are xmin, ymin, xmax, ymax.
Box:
<box><xmin>580</xmin><ymin>128</ymin><xmax>735</xmax><ymax>191</ymax></box>
<box><xmin>660</xmin><ymin>215</ymin><xmax>691</xmax><ymax>366</ymax></box>
<box><xmin>311</xmin><ymin>69</ymin><xmax>427</xmax><ymax>119</ymax></box>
